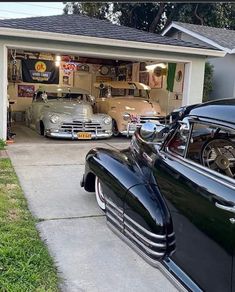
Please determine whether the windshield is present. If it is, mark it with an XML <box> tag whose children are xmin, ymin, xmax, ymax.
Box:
<box><xmin>34</xmin><ymin>91</ymin><xmax>91</xmax><ymax>102</ymax></box>
<box><xmin>100</xmin><ymin>88</ymin><xmax>149</xmax><ymax>98</ymax></box>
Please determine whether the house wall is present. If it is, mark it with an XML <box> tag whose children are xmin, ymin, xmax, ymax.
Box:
<box><xmin>209</xmin><ymin>54</ymin><xmax>235</xmax><ymax>99</ymax></box>
<box><xmin>0</xmin><ymin>36</ymin><xmax>207</xmax><ymax>139</ymax></box>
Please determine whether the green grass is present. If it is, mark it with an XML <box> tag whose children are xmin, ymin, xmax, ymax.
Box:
<box><xmin>0</xmin><ymin>159</ymin><xmax>59</xmax><ymax>292</ymax></box>
<box><xmin>0</xmin><ymin>139</ymin><xmax>6</xmax><ymax>150</ymax></box>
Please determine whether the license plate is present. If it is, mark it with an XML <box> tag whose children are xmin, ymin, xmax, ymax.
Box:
<box><xmin>77</xmin><ymin>132</ymin><xmax>92</xmax><ymax>139</ymax></box>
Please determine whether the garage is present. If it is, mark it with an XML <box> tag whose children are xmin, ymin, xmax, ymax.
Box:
<box><xmin>0</xmin><ymin>14</ymin><xmax>224</xmax><ymax>140</ymax></box>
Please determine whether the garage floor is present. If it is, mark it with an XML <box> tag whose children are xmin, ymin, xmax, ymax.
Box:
<box><xmin>8</xmin><ymin>124</ymin><xmax>178</xmax><ymax>292</ymax></box>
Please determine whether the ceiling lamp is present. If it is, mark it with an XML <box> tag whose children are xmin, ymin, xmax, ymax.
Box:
<box><xmin>145</xmin><ymin>63</ymin><xmax>167</xmax><ymax>72</ymax></box>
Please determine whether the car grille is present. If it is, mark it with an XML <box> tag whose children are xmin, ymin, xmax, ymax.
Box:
<box><xmin>139</xmin><ymin>116</ymin><xmax>169</xmax><ymax>125</ymax></box>
<box><xmin>60</xmin><ymin>120</ymin><xmax>102</xmax><ymax>133</ymax></box>
<box><xmin>105</xmin><ymin>197</ymin><xmax>175</xmax><ymax>262</ymax></box>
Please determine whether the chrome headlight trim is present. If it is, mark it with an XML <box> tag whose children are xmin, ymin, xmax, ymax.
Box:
<box><xmin>50</xmin><ymin>114</ymin><xmax>61</xmax><ymax>124</ymax></box>
<box><xmin>123</xmin><ymin>113</ymin><xmax>130</xmax><ymax>121</ymax></box>
<box><xmin>103</xmin><ymin>116</ymin><xmax>112</xmax><ymax>125</ymax></box>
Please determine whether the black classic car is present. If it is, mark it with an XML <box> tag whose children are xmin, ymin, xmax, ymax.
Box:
<box><xmin>81</xmin><ymin>99</ymin><xmax>235</xmax><ymax>292</ymax></box>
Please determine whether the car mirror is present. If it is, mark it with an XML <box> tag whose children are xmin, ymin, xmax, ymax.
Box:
<box><xmin>140</xmin><ymin>122</ymin><xmax>169</xmax><ymax>142</ymax></box>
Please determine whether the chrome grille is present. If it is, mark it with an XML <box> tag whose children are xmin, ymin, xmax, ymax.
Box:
<box><xmin>60</xmin><ymin>120</ymin><xmax>102</xmax><ymax>133</ymax></box>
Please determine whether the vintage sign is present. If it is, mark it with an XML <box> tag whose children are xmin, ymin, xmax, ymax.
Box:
<box><xmin>22</xmin><ymin>59</ymin><xmax>59</xmax><ymax>84</ymax></box>
<box><xmin>18</xmin><ymin>85</ymin><xmax>35</xmax><ymax>98</ymax></box>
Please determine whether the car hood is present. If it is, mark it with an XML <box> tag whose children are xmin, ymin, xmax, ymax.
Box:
<box><xmin>109</xmin><ymin>97</ymin><xmax>163</xmax><ymax>116</ymax></box>
<box><xmin>45</xmin><ymin>100</ymin><xmax>94</xmax><ymax>118</ymax></box>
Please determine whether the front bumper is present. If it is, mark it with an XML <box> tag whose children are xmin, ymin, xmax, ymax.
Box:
<box><xmin>45</xmin><ymin>129</ymin><xmax>112</xmax><ymax>139</ymax></box>
<box><xmin>120</xmin><ymin>117</ymin><xmax>168</xmax><ymax>137</ymax></box>
<box><xmin>120</xmin><ymin>123</ymin><xmax>139</xmax><ymax>137</ymax></box>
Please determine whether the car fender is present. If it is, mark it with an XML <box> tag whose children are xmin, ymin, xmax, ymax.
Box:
<box><xmin>83</xmin><ymin>147</ymin><xmax>148</xmax><ymax>193</ymax></box>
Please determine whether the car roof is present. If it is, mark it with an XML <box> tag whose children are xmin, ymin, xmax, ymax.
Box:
<box><xmin>94</xmin><ymin>81</ymin><xmax>151</xmax><ymax>90</ymax></box>
<box><xmin>36</xmin><ymin>86</ymin><xmax>90</xmax><ymax>95</ymax></box>
<box><xmin>188</xmin><ymin>98</ymin><xmax>235</xmax><ymax>125</ymax></box>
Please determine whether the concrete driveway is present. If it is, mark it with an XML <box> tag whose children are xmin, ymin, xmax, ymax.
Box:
<box><xmin>8</xmin><ymin>124</ymin><xmax>179</xmax><ymax>292</ymax></box>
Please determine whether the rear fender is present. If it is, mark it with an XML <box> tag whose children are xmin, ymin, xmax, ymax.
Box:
<box><xmin>83</xmin><ymin>148</ymin><xmax>147</xmax><ymax>207</ymax></box>
<box><xmin>122</xmin><ymin>183</ymin><xmax>175</xmax><ymax>261</ymax></box>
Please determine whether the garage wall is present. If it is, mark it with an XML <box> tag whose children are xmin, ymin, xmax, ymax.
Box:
<box><xmin>0</xmin><ymin>36</ymin><xmax>208</xmax><ymax>139</ymax></box>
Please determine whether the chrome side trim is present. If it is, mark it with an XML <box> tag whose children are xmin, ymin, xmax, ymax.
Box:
<box><xmin>106</xmin><ymin>212</ymin><xmax>123</xmax><ymax>229</ymax></box>
<box><xmin>106</xmin><ymin>198</ymin><xmax>123</xmax><ymax>214</ymax></box>
<box><xmin>124</xmin><ymin>213</ymin><xmax>166</xmax><ymax>239</ymax></box>
<box><xmin>107</xmin><ymin>221</ymin><xmax>188</xmax><ymax>292</ymax></box>
<box><xmin>124</xmin><ymin>221</ymin><xmax>166</xmax><ymax>248</ymax></box>
<box><xmin>106</xmin><ymin>207</ymin><xmax>123</xmax><ymax>222</ymax></box>
<box><xmin>125</xmin><ymin>229</ymin><xmax>165</xmax><ymax>257</ymax></box>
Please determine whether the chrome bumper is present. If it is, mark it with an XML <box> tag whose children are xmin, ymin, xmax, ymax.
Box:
<box><xmin>120</xmin><ymin>123</ymin><xmax>139</xmax><ymax>137</ymax></box>
<box><xmin>45</xmin><ymin>129</ymin><xmax>112</xmax><ymax>139</ymax></box>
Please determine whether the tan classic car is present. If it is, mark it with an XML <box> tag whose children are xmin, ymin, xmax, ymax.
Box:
<box><xmin>94</xmin><ymin>81</ymin><xmax>165</xmax><ymax>136</ymax></box>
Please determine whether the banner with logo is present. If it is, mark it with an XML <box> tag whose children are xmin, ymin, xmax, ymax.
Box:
<box><xmin>22</xmin><ymin>59</ymin><xmax>59</xmax><ymax>84</ymax></box>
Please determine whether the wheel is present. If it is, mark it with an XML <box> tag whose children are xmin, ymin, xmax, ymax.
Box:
<box><xmin>40</xmin><ymin>121</ymin><xmax>48</xmax><ymax>138</ymax></box>
<box><xmin>201</xmin><ymin>138</ymin><xmax>235</xmax><ymax>178</ymax></box>
<box><xmin>112</xmin><ymin>119</ymin><xmax>120</xmax><ymax>137</ymax></box>
<box><xmin>95</xmin><ymin>176</ymin><xmax>106</xmax><ymax>210</ymax></box>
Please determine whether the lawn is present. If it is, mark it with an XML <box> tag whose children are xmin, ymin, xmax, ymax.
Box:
<box><xmin>0</xmin><ymin>158</ymin><xmax>59</xmax><ymax>291</ymax></box>
<box><xmin>0</xmin><ymin>139</ymin><xmax>6</xmax><ymax>150</ymax></box>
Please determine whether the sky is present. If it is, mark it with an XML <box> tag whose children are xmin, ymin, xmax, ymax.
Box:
<box><xmin>0</xmin><ymin>2</ymin><xmax>64</xmax><ymax>19</ymax></box>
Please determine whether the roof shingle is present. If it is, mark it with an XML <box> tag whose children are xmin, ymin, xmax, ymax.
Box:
<box><xmin>0</xmin><ymin>14</ymin><xmax>217</xmax><ymax>50</ymax></box>
<box><xmin>172</xmin><ymin>21</ymin><xmax>235</xmax><ymax>50</ymax></box>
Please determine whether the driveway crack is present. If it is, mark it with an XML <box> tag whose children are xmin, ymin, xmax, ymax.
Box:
<box><xmin>38</xmin><ymin>214</ymin><xmax>105</xmax><ymax>222</ymax></box>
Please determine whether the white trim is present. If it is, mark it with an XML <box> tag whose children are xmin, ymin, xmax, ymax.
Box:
<box><xmin>162</xmin><ymin>23</ymin><xmax>231</xmax><ymax>54</ymax></box>
<box><xmin>0</xmin><ymin>27</ymin><xmax>225</xmax><ymax>57</ymax></box>
<box><xmin>182</xmin><ymin>62</ymin><xmax>192</xmax><ymax>106</ymax></box>
<box><xmin>0</xmin><ymin>45</ymin><xmax>8</xmax><ymax>140</ymax></box>
<box><xmin>5</xmin><ymin>43</ymin><xmax>193</xmax><ymax>63</ymax></box>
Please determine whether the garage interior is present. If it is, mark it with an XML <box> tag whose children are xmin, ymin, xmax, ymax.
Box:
<box><xmin>7</xmin><ymin>47</ymin><xmax>186</xmax><ymax>140</ymax></box>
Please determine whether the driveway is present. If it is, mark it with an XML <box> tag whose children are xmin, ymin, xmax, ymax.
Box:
<box><xmin>8</xmin><ymin>124</ymin><xmax>179</xmax><ymax>292</ymax></box>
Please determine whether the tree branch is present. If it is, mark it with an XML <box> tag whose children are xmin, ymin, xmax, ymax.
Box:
<box><xmin>149</xmin><ymin>3</ymin><xmax>165</xmax><ymax>33</ymax></box>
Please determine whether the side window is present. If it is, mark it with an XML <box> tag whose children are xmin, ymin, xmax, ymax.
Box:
<box><xmin>167</xmin><ymin>123</ymin><xmax>190</xmax><ymax>156</ymax></box>
<box><xmin>187</xmin><ymin>122</ymin><xmax>235</xmax><ymax>179</ymax></box>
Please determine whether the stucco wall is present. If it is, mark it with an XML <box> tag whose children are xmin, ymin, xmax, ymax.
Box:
<box><xmin>209</xmin><ymin>54</ymin><xmax>235</xmax><ymax>99</ymax></box>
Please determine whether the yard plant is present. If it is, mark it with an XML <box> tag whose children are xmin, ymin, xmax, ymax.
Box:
<box><xmin>0</xmin><ymin>158</ymin><xmax>59</xmax><ymax>291</ymax></box>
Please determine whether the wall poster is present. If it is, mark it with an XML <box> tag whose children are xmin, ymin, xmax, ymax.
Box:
<box><xmin>18</xmin><ymin>85</ymin><xmax>35</xmax><ymax>98</ymax></box>
<box><xmin>149</xmin><ymin>71</ymin><xmax>163</xmax><ymax>89</ymax></box>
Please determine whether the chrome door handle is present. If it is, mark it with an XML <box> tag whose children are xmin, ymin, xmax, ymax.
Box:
<box><xmin>215</xmin><ymin>202</ymin><xmax>235</xmax><ymax>213</ymax></box>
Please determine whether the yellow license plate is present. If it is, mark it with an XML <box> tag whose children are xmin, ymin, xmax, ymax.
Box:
<box><xmin>77</xmin><ymin>132</ymin><xmax>92</xmax><ymax>139</ymax></box>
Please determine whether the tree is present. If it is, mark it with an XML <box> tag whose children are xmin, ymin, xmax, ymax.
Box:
<box><xmin>63</xmin><ymin>2</ymin><xmax>235</xmax><ymax>33</ymax></box>
<box><xmin>203</xmin><ymin>62</ymin><xmax>214</xmax><ymax>102</ymax></box>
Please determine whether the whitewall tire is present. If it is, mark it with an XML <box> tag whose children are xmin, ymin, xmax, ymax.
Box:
<box><xmin>95</xmin><ymin>176</ymin><xmax>106</xmax><ymax>210</ymax></box>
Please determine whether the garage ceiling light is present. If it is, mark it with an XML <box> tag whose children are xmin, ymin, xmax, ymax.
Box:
<box><xmin>146</xmin><ymin>63</ymin><xmax>167</xmax><ymax>72</ymax></box>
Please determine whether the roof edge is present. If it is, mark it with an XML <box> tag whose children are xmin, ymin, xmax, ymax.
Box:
<box><xmin>0</xmin><ymin>27</ymin><xmax>225</xmax><ymax>57</ymax></box>
<box><xmin>162</xmin><ymin>22</ymin><xmax>232</xmax><ymax>54</ymax></box>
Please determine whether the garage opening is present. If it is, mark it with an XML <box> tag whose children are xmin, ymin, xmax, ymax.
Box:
<box><xmin>7</xmin><ymin>47</ymin><xmax>187</xmax><ymax>141</ymax></box>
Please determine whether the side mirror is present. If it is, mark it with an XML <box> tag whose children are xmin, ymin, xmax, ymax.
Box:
<box><xmin>140</xmin><ymin>122</ymin><xmax>168</xmax><ymax>142</ymax></box>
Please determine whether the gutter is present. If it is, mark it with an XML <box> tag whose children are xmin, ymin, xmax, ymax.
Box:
<box><xmin>0</xmin><ymin>27</ymin><xmax>225</xmax><ymax>57</ymax></box>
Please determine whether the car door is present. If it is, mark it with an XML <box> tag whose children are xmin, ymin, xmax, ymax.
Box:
<box><xmin>152</xmin><ymin>119</ymin><xmax>235</xmax><ymax>292</ymax></box>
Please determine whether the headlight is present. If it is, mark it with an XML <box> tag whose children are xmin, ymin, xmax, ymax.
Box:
<box><xmin>123</xmin><ymin>113</ymin><xmax>130</xmax><ymax>121</ymax></box>
<box><xmin>103</xmin><ymin>116</ymin><xmax>112</xmax><ymax>125</ymax></box>
<box><xmin>50</xmin><ymin>114</ymin><xmax>60</xmax><ymax>124</ymax></box>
